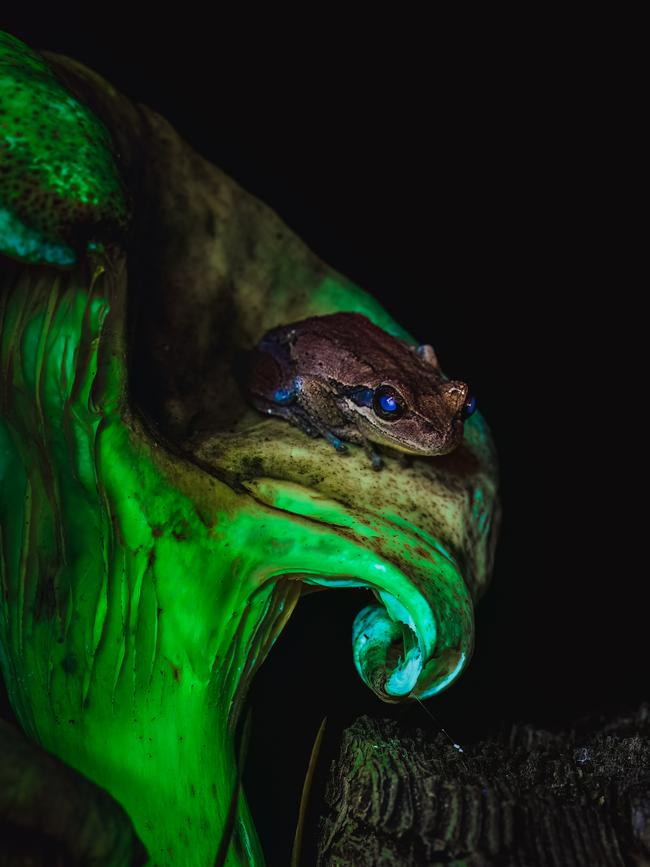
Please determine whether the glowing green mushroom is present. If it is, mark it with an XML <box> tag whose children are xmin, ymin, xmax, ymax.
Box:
<box><xmin>0</xmin><ymin>31</ymin><xmax>499</xmax><ymax>867</ymax></box>
<box><xmin>0</xmin><ymin>32</ymin><xmax>129</xmax><ymax>266</ymax></box>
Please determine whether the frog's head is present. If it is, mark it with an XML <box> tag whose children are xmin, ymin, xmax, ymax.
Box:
<box><xmin>354</xmin><ymin>377</ymin><xmax>474</xmax><ymax>455</ymax></box>
<box><xmin>342</xmin><ymin>338</ymin><xmax>476</xmax><ymax>456</ymax></box>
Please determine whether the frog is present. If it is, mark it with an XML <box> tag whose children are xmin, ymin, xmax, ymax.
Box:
<box><xmin>243</xmin><ymin>311</ymin><xmax>476</xmax><ymax>470</ymax></box>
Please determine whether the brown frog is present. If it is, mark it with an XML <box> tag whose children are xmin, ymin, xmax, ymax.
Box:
<box><xmin>244</xmin><ymin>312</ymin><xmax>476</xmax><ymax>470</ymax></box>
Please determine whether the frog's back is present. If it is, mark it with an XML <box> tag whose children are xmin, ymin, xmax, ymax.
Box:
<box><xmin>283</xmin><ymin>312</ymin><xmax>424</xmax><ymax>387</ymax></box>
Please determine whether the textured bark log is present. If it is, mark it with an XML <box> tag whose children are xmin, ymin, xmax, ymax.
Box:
<box><xmin>317</xmin><ymin>706</ymin><xmax>650</xmax><ymax>867</ymax></box>
<box><xmin>0</xmin><ymin>719</ymin><xmax>147</xmax><ymax>866</ymax></box>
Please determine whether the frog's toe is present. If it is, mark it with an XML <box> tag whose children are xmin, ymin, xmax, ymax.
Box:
<box><xmin>358</xmin><ymin>439</ymin><xmax>383</xmax><ymax>470</ymax></box>
<box><xmin>325</xmin><ymin>432</ymin><xmax>347</xmax><ymax>453</ymax></box>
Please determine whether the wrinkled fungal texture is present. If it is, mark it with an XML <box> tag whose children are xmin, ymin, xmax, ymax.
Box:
<box><xmin>0</xmin><ymin>32</ymin><xmax>128</xmax><ymax>265</ymax></box>
<box><xmin>0</xmin><ymin>29</ymin><xmax>499</xmax><ymax>867</ymax></box>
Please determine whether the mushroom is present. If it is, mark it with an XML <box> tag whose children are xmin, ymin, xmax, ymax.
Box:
<box><xmin>0</xmin><ymin>31</ymin><xmax>500</xmax><ymax>867</ymax></box>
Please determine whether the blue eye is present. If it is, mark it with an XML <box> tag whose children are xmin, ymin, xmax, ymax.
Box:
<box><xmin>373</xmin><ymin>385</ymin><xmax>405</xmax><ymax>421</ymax></box>
<box><xmin>380</xmin><ymin>394</ymin><xmax>399</xmax><ymax>413</ymax></box>
<box><xmin>462</xmin><ymin>394</ymin><xmax>477</xmax><ymax>419</ymax></box>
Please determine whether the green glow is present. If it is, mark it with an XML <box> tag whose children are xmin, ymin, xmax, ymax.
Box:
<box><xmin>0</xmin><ymin>30</ymin><xmax>499</xmax><ymax>867</ymax></box>
<box><xmin>311</xmin><ymin>275</ymin><xmax>414</xmax><ymax>342</ymax></box>
<box><xmin>0</xmin><ymin>251</ymin><xmax>498</xmax><ymax>865</ymax></box>
<box><xmin>0</xmin><ymin>206</ymin><xmax>76</xmax><ymax>266</ymax></box>
<box><xmin>0</xmin><ymin>32</ymin><xmax>128</xmax><ymax>266</ymax></box>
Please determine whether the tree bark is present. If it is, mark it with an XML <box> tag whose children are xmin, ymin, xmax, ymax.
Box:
<box><xmin>317</xmin><ymin>705</ymin><xmax>650</xmax><ymax>866</ymax></box>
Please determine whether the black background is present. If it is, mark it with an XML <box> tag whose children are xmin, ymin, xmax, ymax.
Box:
<box><xmin>1</xmin><ymin>19</ymin><xmax>640</xmax><ymax>866</ymax></box>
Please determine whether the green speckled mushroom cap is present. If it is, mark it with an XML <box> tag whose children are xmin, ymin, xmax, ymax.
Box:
<box><xmin>0</xmin><ymin>31</ymin><xmax>129</xmax><ymax>266</ymax></box>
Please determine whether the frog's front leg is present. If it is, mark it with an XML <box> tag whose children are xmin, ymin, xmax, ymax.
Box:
<box><xmin>270</xmin><ymin>404</ymin><xmax>348</xmax><ymax>452</ymax></box>
<box><xmin>267</xmin><ymin>402</ymin><xmax>337</xmax><ymax>443</ymax></box>
<box><xmin>336</xmin><ymin>425</ymin><xmax>384</xmax><ymax>471</ymax></box>
<box><xmin>291</xmin><ymin>378</ymin><xmax>385</xmax><ymax>469</ymax></box>
<box><xmin>291</xmin><ymin>376</ymin><xmax>350</xmax><ymax>452</ymax></box>
<box><xmin>260</xmin><ymin>376</ymin><xmax>348</xmax><ymax>452</ymax></box>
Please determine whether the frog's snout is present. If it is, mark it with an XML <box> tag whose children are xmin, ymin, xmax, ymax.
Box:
<box><xmin>441</xmin><ymin>381</ymin><xmax>469</xmax><ymax>416</ymax></box>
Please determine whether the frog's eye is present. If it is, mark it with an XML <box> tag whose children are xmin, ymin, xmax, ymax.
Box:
<box><xmin>373</xmin><ymin>385</ymin><xmax>405</xmax><ymax>421</ymax></box>
<box><xmin>462</xmin><ymin>394</ymin><xmax>477</xmax><ymax>419</ymax></box>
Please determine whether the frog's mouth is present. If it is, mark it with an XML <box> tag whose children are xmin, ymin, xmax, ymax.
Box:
<box><xmin>353</xmin><ymin>407</ymin><xmax>467</xmax><ymax>458</ymax></box>
<box><xmin>225</xmin><ymin>473</ymin><xmax>475</xmax><ymax>713</ymax></box>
